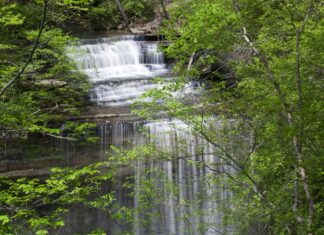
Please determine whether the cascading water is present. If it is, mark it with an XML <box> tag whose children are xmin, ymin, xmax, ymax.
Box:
<box><xmin>70</xmin><ymin>35</ymin><xmax>169</xmax><ymax>106</ymax></box>
<box><xmin>66</xmin><ymin>35</ymin><xmax>231</xmax><ymax>235</ymax></box>
<box><xmin>133</xmin><ymin>120</ymin><xmax>233</xmax><ymax>235</ymax></box>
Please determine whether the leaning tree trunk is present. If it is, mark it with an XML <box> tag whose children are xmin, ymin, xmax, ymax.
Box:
<box><xmin>293</xmin><ymin>0</ymin><xmax>315</xmax><ymax>229</ymax></box>
<box><xmin>114</xmin><ymin>0</ymin><xmax>129</xmax><ymax>26</ymax></box>
<box><xmin>159</xmin><ymin>0</ymin><xmax>170</xmax><ymax>19</ymax></box>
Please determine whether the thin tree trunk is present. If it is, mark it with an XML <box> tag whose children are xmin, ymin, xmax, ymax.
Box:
<box><xmin>114</xmin><ymin>0</ymin><xmax>129</xmax><ymax>26</ymax></box>
<box><xmin>293</xmin><ymin>0</ymin><xmax>314</xmax><ymax>229</ymax></box>
<box><xmin>236</xmin><ymin>0</ymin><xmax>315</xmax><ymax>231</ymax></box>
<box><xmin>159</xmin><ymin>0</ymin><xmax>170</xmax><ymax>19</ymax></box>
<box><xmin>187</xmin><ymin>52</ymin><xmax>195</xmax><ymax>71</ymax></box>
<box><xmin>244</xmin><ymin>26</ymin><xmax>314</xmax><ymax>231</ymax></box>
<box><xmin>293</xmin><ymin>166</ymin><xmax>302</xmax><ymax>224</ymax></box>
<box><xmin>0</xmin><ymin>0</ymin><xmax>48</xmax><ymax>98</ymax></box>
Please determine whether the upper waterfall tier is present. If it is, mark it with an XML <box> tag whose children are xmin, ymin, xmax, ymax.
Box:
<box><xmin>72</xmin><ymin>35</ymin><xmax>168</xmax><ymax>80</ymax></box>
<box><xmin>70</xmin><ymin>35</ymin><xmax>170</xmax><ymax>106</ymax></box>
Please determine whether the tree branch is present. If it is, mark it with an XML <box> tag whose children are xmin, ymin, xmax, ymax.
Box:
<box><xmin>0</xmin><ymin>0</ymin><xmax>49</xmax><ymax>98</ymax></box>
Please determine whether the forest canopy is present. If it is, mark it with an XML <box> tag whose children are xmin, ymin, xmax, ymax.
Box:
<box><xmin>0</xmin><ymin>0</ymin><xmax>323</xmax><ymax>234</ymax></box>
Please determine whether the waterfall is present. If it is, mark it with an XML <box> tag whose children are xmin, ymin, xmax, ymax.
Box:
<box><xmin>70</xmin><ymin>35</ymin><xmax>169</xmax><ymax>106</ymax></box>
<box><xmin>132</xmin><ymin>120</ymin><xmax>232</xmax><ymax>235</ymax></box>
<box><xmin>66</xmin><ymin>35</ymin><xmax>231</xmax><ymax>235</ymax></box>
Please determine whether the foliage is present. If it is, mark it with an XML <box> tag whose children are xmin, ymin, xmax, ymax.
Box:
<box><xmin>0</xmin><ymin>0</ymin><xmax>92</xmax><ymax>139</ymax></box>
<box><xmin>88</xmin><ymin>1</ymin><xmax>121</xmax><ymax>30</ymax></box>
<box><xmin>0</xmin><ymin>162</ymin><xmax>112</xmax><ymax>235</ymax></box>
<box><xmin>0</xmin><ymin>0</ymin><xmax>323</xmax><ymax>234</ymax></box>
<box><xmin>62</xmin><ymin>121</ymin><xmax>99</xmax><ymax>142</ymax></box>
<box><xmin>85</xmin><ymin>0</ymin><xmax>158</xmax><ymax>30</ymax></box>
<box><xmin>132</xmin><ymin>0</ymin><xmax>324</xmax><ymax>234</ymax></box>
<box><xmin>121</xmin><ymin>0</ymin><xmax>155</xmax><ymax>20</ymax></box>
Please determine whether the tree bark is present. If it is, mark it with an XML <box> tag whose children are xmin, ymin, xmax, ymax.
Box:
<box><xmin>293</xmin><ymin>0</ymin><xmax>315</xmax><ymax>228</ymax></box>
<box><xmin>114</xmin><ymin>0</ymin><xmax>129</xmax><ymax>26</ymax></box>
<box><xmin>187</xmin><ymin>52</ymin><xmax>195</xmax><ymax>71</ymax></box>
<box><xmin>159</xmin><ymin>0</ymin><xmax>170</xmax><ymax>19</ymax></box>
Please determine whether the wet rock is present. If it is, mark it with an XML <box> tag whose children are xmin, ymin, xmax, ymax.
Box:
<box><xmin>35</xmin><ymin>79</ymin><xmax>67</xmax><ymax>87</ymax></box>
<box><xmin>129</xmin><ymin>27</ymin><xmax>146</xmax><ymax>34</ymax></box>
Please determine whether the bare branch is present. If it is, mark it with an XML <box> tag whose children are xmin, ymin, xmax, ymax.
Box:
<box><xmin>39</xmin><ymin>132</ymin><xmax>77</xmax><ymax>141</ymax></box>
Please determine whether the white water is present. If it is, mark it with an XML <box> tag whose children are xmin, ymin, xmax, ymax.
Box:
<box><xmin>70</xmin><ymin>35</ymin><xmax>169</xmax><ymax>106</ymax></box>
<box><xmin>133</xmin><ymin>120</ymin><xmax>232</xmax><ymax>235</ymax></box>
<box><xmin>66</xmin><ymin>36</ymin><xmax>232</xmax><ymax>235</ymax></box>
